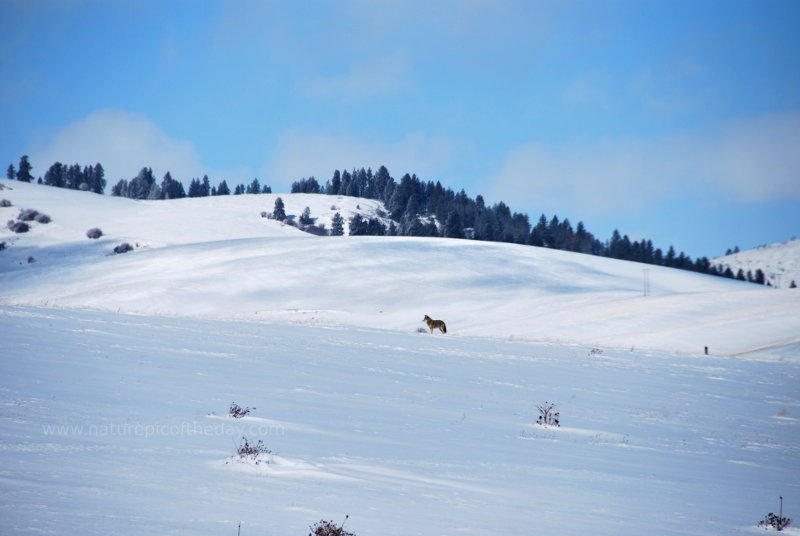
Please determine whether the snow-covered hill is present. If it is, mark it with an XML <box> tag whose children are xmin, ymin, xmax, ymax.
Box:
<box><xmin>712</xmin><ymin>238</ymin><xmax>800</xmax><ymax>289</ymax></box>
<box><xmin>1</xmin><ymin>178</ymin><xmax>799</xmax><ymax>359</ymax></box>
<box><xmin>2</xmin><ymin>178</ymin><xmax>799</xmax><ymax>535</ymax></box>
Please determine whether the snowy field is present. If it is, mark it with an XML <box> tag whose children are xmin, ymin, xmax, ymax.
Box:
<box><xmin>1</xmin><ymin>179</ymin><xmax>799</xmax><ymax>534</ymax></box>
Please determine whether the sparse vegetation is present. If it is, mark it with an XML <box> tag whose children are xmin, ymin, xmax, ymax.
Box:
<box><xmin>758</xmin><ymin>497</ymin><xmax>790</xmax><ymax>531</ymax></box>
<box><xmin>86</xmin><ymin>227</ymin><xmax>103</xmax><ymax>239</ymax></box>
<box><xmin>0</xmin><ymin>199</ymin><xmax>11</xmax><ymax>207</ymax></box>
<box><xmin>34</xmin><ymin>213</ymin><xmax>51</xmax><ymax>224</ymax></box>
<box><xmin>235</xmin><ymin>437</ymin><xmax>273</xmax><ymax>464</ymax></box>
<box><xmin>113</xmin><ymin>242</ymin><xmax>133</xmax><ymax>254</ymax></box>
<box><xmin>759</xmin><ymin>512</ymin><xmax>791</xmax><ymax>531</ymax></box>
<box><xmin>228</xmin><ymin>402</ymin><xmax>254</xmax><ymax>419</ymax></box>
<box><xmin>7</xmin><ymin>220</ymin><xmax>29</xmax><ymax>233</ymax></box>
<box><xmin>536</xmin><ymin>401</ymin><xmax>560</xmax><ymax>427</ymax></box>
<box><xmin>18</xmin><ymin>208</ymin><xmax>40</xmax><ymax>221</ymax></box>
<box><xmin>309</xmin><ymin>516</ymin><xmax>355</xmax><ymax>536</ymax></box>
<box><xmin>303</xmin><ymin>224</ymin><xmax>328</xmax><ymax>236</ymax></box>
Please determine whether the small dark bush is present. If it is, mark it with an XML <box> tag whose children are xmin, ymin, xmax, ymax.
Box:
<box><xmin>18</xmin><ymin>208</ymin><xmax>39</xmax><ymax>221</ymax></box>
<box><xmin>260</xmin><ymin>211</ymin><xmax>268</xmax><ymax>218</ymax></box>
<box><xmin>303</xmin><ymin>224</ymin><xmax>328</xmax><ymax>236</ymax></box>
<box><xmin>0</xmin><ymin>241</ymin><xmax>6</xmax><ymax>251</ymax></box>
<box><xmin>113</xmin><ymin>242</ymin><xmax>133</xmax><ymax>254</ymax></box>
<box><xmin>235</xmin><ymin>437</ymin><xmax>273</xmax><ymax>464</ymax></box>
<box><xmin>536</xmin><ymin>401</ymin><xmax>560</xmax><ymax>427</ymax></box>
<box><xmin>86</xmin><ymin>227</ymin><xmax>103</xmax><ymax>239</ymax></box>
<box><xmin>229</xmin><ymin>402</ymin><xmax>254</xmax><ymax>419</ymax></box>
<box><xmin>8</xmin><ymin>221</ymin><xmax>29</xmax><ymax>233</ymax></box>
<box><xmin>309</xmin><ymin>516</ymin><xmax>355</xmax><ymax>536</ymax></box>
<box><xmin>34</xmin><ymin>213</ymin><xmax>51</xmax><ymax>224</ymax></box>
<box><xmin>0</xmin><ymin>199</ymin><xmax>11</xmax><ymax>207</ymax></box>
<box><xmin>758</xmin><ymin>512</ymin><xmax>791</xmax><ymax>531</ymax></box>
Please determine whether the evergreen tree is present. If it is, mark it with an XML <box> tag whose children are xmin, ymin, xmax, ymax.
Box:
<box><xmin>187</xmin><ymin>178</ymin><xmax>202</xmax><ymax>197</ymax></box>
<box><xmin>65</xmin><ymin>164</ymin><xmax>83</xmax><ymax>190</ymax></box>
<box><xmin>348</xmin><ymin>214</ymin><xmax>367</xmax><ymax>235</ymax></box>
<box><xmin>331</xmin><ymin>212</ymin><xmax>344</xmax><ymax>236</ymax></box>
<box><xmin>7</xmin><ymin>163</ymin><xmax>16</xmax><ymax>180</ymax></box>
<box><xmin>127</xmin><ymin>167</ymin><xmax>156</xmax><ymax>199</ymax></box>
<box><xmin>17</xmin><ymin>155</ymin><xmax>33</xmax><ymax>183</ymax></box>
<box><xmin>44</xmin><ymin>162</ymin><xmax>66</xmax><ymax>188</ymax></box>
<box><xmin>754</xmin><ymin>269</ymin><xmax>766</xmax><ymax>285</ymax></box>
<box><xmin>328</xmin><ymin>170</ymin><xmax>342</xmax><ymax>195</ymax></box>
<box><xmin>200</xmin><ymin>175</ymin><xmax>211</xmax><ymax>197</ymax></box>
<box><xmin>272</xmin><ymin>197</ymin><xmax>286</xmax><ymax>220</ymax></box>
<box><xmin>85</xmin><ymin>163</ymin><xmax>106</xmax><ymax>193</ymax></box>
<box><xmin>216</xmin><ymin>180</ymin><xmax>230</xmax><ymax>195</ymax></box>
<box><xmin>299</xmin><ymin>206</ymin><xmax>313</xmax><ymax>225</ymax></box>
<box><xmin>665</xmin><ymin>246</ymin><xmax>677</xmax><ymax>267</ymax></box>
<box><xmin>444</xmin><ymin>209</ymin><xmax>464</xmax><ymax>239</ymax></box>
<box><xmin>246</xmin><ymin>178</ymin><xmax>261</xmax><ymax>194</ymax></box>
<box><xmin>160</xmin><ymin>172</ymin><xmax>185</xmax><ymax>199</ymax></box>
<box><xmin>111</xmin><ymin>179</ymin><xmax>128</xmax><ymax>197</ymax></box>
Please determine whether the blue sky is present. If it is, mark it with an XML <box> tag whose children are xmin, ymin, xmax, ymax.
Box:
<box><xmin>1</xmin><ymin>0</ymin><xmax>798</xmax><ymax>258</ymax></box>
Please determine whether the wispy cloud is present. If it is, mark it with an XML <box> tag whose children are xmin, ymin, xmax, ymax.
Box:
<box><xmin>488</xmin><ymin>111</ymin><xmax>800</xmax><ymax>217</ymax></box>
<box><xmin>29</xmin><ymin>109</ymin><xmax>208</xmax><ymax>183</ymax></box>
<box><xmin>303</xmin><ymin>52</ymin><xmax>413</xmax><ymax>99</ymax></box>
<box><xmin>261</xmin><ymin>129</ymin><xmax>454</xmax><ymax>189</ymax></box>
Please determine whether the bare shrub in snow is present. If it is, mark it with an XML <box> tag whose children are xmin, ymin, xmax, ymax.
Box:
<box><xmin>309</xmin><ymin>516</ymin><xmax>355</xmax><ymax>536</ymax></box>
<box><xmin>7</xmin><ymin>220</ymin><xmax>29</xmax><ymax>233</ymax></box>
<box><xmin>303</xmin><ymin>224</ymin><xmax>328</xmax><ymax>236</ymax></box>
<box><xmin>34</xmin><ymin>213</ymin><xmax>51</xmax><ymax>224</ymax></box>
<box><xmin>0</xmin><ymin>199</ymin><xmax>11</xmax><ymax>207</ymax></box>
<box><xmin>235</xmin><ymin>437</ymin><xmax>272</xmax><ymax>464</ymax></box>
<box><xmin>228</xmin><ymin>401</ymin><xmax>254</xmax><ymax>419</ymax></box>
<box><xmin>113</xmin><ymin>242</ymin><xmax>133</xmax><ymax>254</ymax></box>
<box><xmin>86</xmin><ymin>227</ymin><xmax>103</xmax><ymax>239</ymax></box>
<box><xmin>759</xmin><ymin>512</ymin><xmax>791</xmax><ymax>531</ymax></box>
<box><xmin>758</xmin><ymin>497</ymin><xmax>791</xmax><ymax>531</ymax></box>
<box><xmin>536</xmin><ymin>401</ymin><xmax>560</xmax><ymax>427</ymax></box>
<box><xmin>18</xmin><ymin>208</ymin><xmax>39</xmax><ymax>221</ymax></box>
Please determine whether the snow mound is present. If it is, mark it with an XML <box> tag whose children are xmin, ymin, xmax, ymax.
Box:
<box><xmin>2</xmin><ymin>178</ymin><xmax>799</xmax><ymax>359</ymax></box>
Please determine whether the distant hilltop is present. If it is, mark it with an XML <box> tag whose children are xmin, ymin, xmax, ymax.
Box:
<box><xmin>712</xmin><ymin>238</ymin><xmax>800</xmax><ymax>288</ymax></box>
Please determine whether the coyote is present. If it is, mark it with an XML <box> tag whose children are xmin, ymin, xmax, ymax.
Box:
<box><xmin>423</xmin><ymin>315</ymin><xmax>447</xmax><ymax>334</ymax></box>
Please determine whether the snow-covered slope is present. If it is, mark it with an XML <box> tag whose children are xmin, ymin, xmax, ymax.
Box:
<box><xmin>2</xmin><ymin>179</ymin><xmax>799</xmax><ymax>535</ymax></box>
<box><xmin>712</xmin><ymin>238</ymin><xmax>800</xmax><ymax>289</ymax></box>
<box><xmin>1</xmin><ymin>306</ymin><xmax>798</xmax><ymax>535</ymax></box>
<box><xmin>1</xmin><ymin>178</ymin><xmax>799</xmax><ymax>359</ymax></box>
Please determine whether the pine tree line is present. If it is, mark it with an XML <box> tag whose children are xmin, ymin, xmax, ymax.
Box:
<box><xmin>291</xmin><ymin>165</ymin><xmax>742</xmax><ymax>281</ymax></box>
<box><xmin>110</xmin><ymin>168</ymin><xmax>272</xmax><ymax>200</ymax></box>
<box><xmin>6</xmin><ymin>156</ymin><xmax>106</xmax><ymax>194</ymax></box>
<box><xmin>3</xmin><ymin>156</ymin><xmax>778</xmax><ymax>286</ymax></box>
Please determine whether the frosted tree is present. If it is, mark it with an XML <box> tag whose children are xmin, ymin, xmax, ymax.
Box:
<box><xmin>331</xmin><ymin>212</ymin><xmax>344</xmax><ymax>236</ymax></box>
<box><xmin>272</xmin><ymin>197</ymin><xmax>286</xmax><ymax>221</ymax></box>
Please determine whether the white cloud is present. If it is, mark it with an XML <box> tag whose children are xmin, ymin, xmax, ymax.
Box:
<box><xmin>304</xmin><ymin>52</ymin><xmax>413</xmax><ymax>99</ymax></box>
<box><xmin>261</xmin><ymin>130</ymin><xmax>454</xmax><ymax>190</ymax></box>
<box><xmin>488</xmin><ymin>111</ymin><xmax>800</xmax><ymax>217</ymax></box>
<box><xmin>30</xmin><ymin>109</ymin><xmax>208</xmax><ymax>183</ymax></box>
